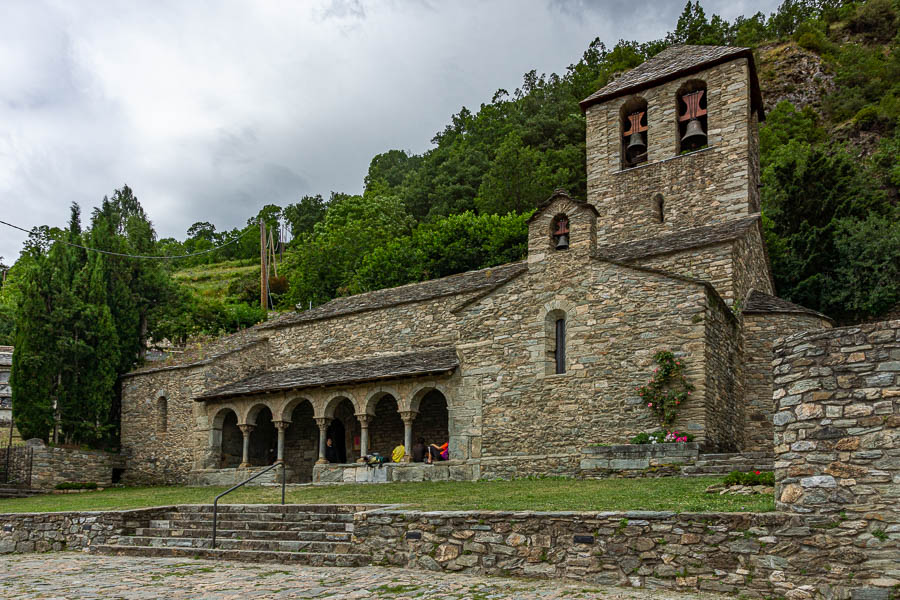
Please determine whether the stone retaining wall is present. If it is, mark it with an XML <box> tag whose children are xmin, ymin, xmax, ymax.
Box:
<box><xmin>313</xmin><ymin>461</ymin><xmax>474</xmax><ymax>484</ymax></box>
<box><xmin>579</xmin><ymin>443</ymin><xmax>700</xmax><ymax>477</ymax></box>
<box><xmin>0</xmin><ymin>508</ymin><xmax>161</xmax><ymax>553</ymax></box>
<box><xmin>772</xmin><ymin>320</ymin><xmax>899</xmax><ymax>592</ymax></box>
<box><xmin>354</xmin><ymin>507</ymin><xmax>892</xmax><ymax>599</ymax></box>
<box><xmin>28</xmin><ymin>443</ymin><xmax>125</xmax><ymax>490</ymax></box>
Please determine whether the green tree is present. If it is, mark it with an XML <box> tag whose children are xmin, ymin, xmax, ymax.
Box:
<box><xmin>475</xmin><ymin>132</ymin><xmax>555</xmax><ymax>215</ymax></box>
<box><xmin>282</xmin><ymin>195</ymin><xmax>327</xmax><ymax>240</ymax></box>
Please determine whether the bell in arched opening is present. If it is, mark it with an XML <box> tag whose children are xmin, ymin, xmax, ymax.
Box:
<box><xmin>623</xmin><ymin>111</ymin><xmax>648</xmax><ymax>167</ymax></box>
<box><xmin>678</xmin><ymin>90</ymin><xmax>707</xmax><ymax>152</ymax></box>
<box><xmin>552</xmin><ymin>215</ymin><xmax>570</xmax><ymax>250</ymax></box>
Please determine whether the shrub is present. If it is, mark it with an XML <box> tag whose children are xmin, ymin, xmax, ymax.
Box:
<box><xmin>723</xmin><ymin>471</ymin><xmax>775</xmax><ymax>486</ymax></box>
<box><xmin>630</xmin><ymin>430</ymin><xmax>695</xmax><ymax>444</ymax></box>
<box><xmin>54</xmin><ymin>482</ymin><xmax>98</xmax><ymax>490</ymax></box>
<box><xmin>636</xmin><ymin>351</ymin><xmax>694</xmax><ymax>428</ymax></box>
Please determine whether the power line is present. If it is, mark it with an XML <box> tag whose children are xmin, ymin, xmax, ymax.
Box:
<box><xmin>0</xmin><ymin>218</ymin><xmax>259</xmax><ymax>260</ymax></box>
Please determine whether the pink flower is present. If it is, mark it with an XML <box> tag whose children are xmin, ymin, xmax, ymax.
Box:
<box><xmin>648</xmin><ymin>403</ymin><xmax>653</xmax><ymax>407</ymax></box>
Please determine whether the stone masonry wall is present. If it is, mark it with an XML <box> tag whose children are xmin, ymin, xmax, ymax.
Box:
<box><xmin>702</xmin><ymin>287</ymin><xmax>743</xmax><ymax>451</ymax></box>
<box><xmin>743</xmin><ymin>312</ymin><xmax>832</xmax><ymax>454</ymax></box>
<box><xmin>773</xmin><ymin>320</ymin><xmax>900</xmax><ymax>592</ymax></box>
<box><xmin>632</xmin><ymin>243</ymin><xmax>734</xmax><ymax>305</ymax></box>
<box><xmin>732</xmin><ymin>223</ymin><xmax>774</xmax><ymax>305</ymax></box>
<box><xmin>0</xmin><ymin>508</ymin><xmax>163</xmax><ymax>554</ymax></box>
<box><xmin>585</xmin><ymin>59</ymin><xmax>756</xmax><ymax>245</ymax></box>
<box><xmin>458</xmin><ymin>245</ymin><xmax>735</xmax><ymax>480</ymax></box>
<box><xmin>355</xmin><ymin>507</ymin><xmax>888</xmax><ymax>598</ymax></box>
<box><xmin>29</xmin><ymin>443</ymin><xmax>125</xmax><ymax>490</ymax></box>
<box><xmin>119</xmin><ymin>338</ymin><xmax>270</xmax><ymax>485</ymax></box>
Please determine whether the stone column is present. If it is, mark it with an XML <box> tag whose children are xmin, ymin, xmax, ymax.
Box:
<box><xmin>356</xmin><ymin>414</ymin><xmax>370</xmax><ymax>462</ymax></box>
<box><xmin>238</xmin><ymin>424</ymin><xmax>255</xmax><ymax>468</ymax></box>
<box><xmin>400</xmin><ymin>411</ymin><xmax>417</xmax><ymax>462</ymax></box>
<box><xmin>315</xmin><ymin>418</ymin><xmax>331</xmax><ymax>465</ymax></box>
<box><xmin>273</xmin><ymin>421</ymin><xmax>290</xmax><ymax>463</ymax></box>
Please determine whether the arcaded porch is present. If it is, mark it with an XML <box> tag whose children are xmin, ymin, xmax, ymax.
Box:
<box><xmin>190</xmin><ymin>348</ymin><xmax>462</xmax><ymax>483</ymax></box>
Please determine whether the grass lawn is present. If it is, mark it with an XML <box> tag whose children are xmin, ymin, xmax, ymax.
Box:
<box><xmin>0</xmin><ymin>476</ymin><xmax>773</xmax><ymax>514</ymax></box>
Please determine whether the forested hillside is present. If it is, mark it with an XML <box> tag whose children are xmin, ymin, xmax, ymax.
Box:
<box><xmin>0</xmin><ymin>0</ymin><xmax>897</xmax><ymax>447</ymax></box>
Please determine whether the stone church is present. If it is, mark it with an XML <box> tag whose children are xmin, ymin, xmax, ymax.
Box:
<box><xmin>120</xmin><ymin>45</ymin><xmax>832</xmax><ymax>486</ymax></box>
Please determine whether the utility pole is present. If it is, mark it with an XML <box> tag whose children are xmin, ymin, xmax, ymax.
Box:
<box><xmin>260</xmin><ymin>220</ymin><xmax>267</xmax><ymax>310</ymax></box>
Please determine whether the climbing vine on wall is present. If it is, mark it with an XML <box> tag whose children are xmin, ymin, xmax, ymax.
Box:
<box><xmin>636</xmin><ymin>351</ymin><xmax>693</xmax><ymax>428</ymax></box>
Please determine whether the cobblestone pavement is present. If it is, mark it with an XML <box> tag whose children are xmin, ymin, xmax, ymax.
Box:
<box><xmin>0</xmin><ymin>553</ymin><xmax>732</xmax><ymax>600</ymax></box>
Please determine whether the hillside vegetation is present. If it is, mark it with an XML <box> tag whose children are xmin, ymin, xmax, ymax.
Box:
<box><xmin>0</xmin><ymin>0</ymin><xmax>897</xmax><ymax>448</ymax></box>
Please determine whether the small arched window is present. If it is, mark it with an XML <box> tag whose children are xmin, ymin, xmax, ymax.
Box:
<box><xmin>620</xmin><ymin>96</ymin><xmax>648</xmax><ymax>169</ymax></box>
<box><xmin>545</xmin><ymin>309</ymin><xmax>567</xmax><ymax>375</ymax></box>
<box><xmin>653</xmin><ymin>194</ymin><xmax>665</xmax><ymax>223</ymax></box>
<box><xmin>156</xmin><ymin>396</ymin><xmax>168</xmax><ymax>433</ymax></box>
<box><xmin>676</xmin><ymin>80</ymin><xmax>708</xmax><ymax>154</ymax></box>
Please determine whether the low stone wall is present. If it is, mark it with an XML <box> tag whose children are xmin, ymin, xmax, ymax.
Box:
<box><xmin>772</xmin><ymin>320</ymin><xmax>899</xmax><ymax>593</ymax></box>
<box><xmin>189</xmin><ymin>466</ymin><xmax>286</xmax><ymax>486</ymax></box>
<box><xmin>0</xmin><ymin>507</ymin><xmax>162</xmax><ymax>553</ymax></box>
<box><xmin>29</xmin><ymin>443</ymin><xmax>125</xmax><ymax>490</ymax></box>
<box><xmin>314</xmin><ymin>461</ymin><xmax>475</xmax><ymax>483</ymax></box>
<box><xmin>354</xmin><ymin>507</ymin><xmax>891</xmax><ymax>598</ymax></box>
<box><xmin>579</xmin><ymin>443</ymin><xmax>700</xmax><ymax>477</ymax></box>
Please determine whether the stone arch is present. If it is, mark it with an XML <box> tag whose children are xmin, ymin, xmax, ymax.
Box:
<box><xmin>549</xmin><ymin>213</ymin><xmax>570</xmax><ymax>251</ymax></box>
<box><xmin>210</xmin><ymin>406</ymin><xmax>242</xmax><ymax>469</ymax></box>
<box><xmin>155</xmin><ymin>395</ymin><xmax>168</xmax><ymax>433</ymax></box>
<box><xmin>277</xmin><ymin>395</ymin><xmax>316</xmax><ymax>423</ymax></box>
<box><xmin>284</xmin><ymin>398</ymin><xmax>318</xmax><ymax>483</ymax></box>
<box><xmin>363</xmin><ymin>386</ymin><xmax>403</xmax><ymax>416</ymax></box>
<box><xmin>410</xmin><ymin>387</ymin><xmax>449</xmax><ymax>454</ymax></box>
<box><xmin>243</xmin><ymin>401</ymin><xmax>275</xmax><ymax>426</ymax></box>
<box><xmin>322</xmin><ymin>392</ymin><xmax>361</xmax><ymax>419</ymax></box>
<box><xmin>247</xmin><ymin>405</ymin><xmax>277</xmax><ymax>466</ymax></box>
<box><xmin>324</xmin><ymin>396</ymin><xmax>359</xmax><ymax>464</ymax></box>
<box><xmin>367</xmin><ymin>392</ymin><xmax>403</xmax><ymax>458</ymax></box>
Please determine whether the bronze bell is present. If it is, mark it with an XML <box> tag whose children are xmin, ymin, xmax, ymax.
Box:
<box><xmin>682</xmin><ymin>118</ymin><xmax>706</xmax><ymax>146</ymax></box>
<box><xmin>626</xmin><ymin>132</ymin><xmax>646</xmax><ymax>153</ymax></box>
<box><xmin>555</xmin><ymin>233</ymin><xmax>569</xmax><ymax>250</ymax></box>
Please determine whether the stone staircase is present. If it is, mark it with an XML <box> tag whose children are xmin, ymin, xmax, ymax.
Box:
<box><xmin>681</xmin><ymin>452</ymin><xmax>774</xmax><ymax>476</ymax></box>
<box><xmin>93</xmin><ymin>504</ymin><xmax>371</xmax><ymax>566</ymax></box>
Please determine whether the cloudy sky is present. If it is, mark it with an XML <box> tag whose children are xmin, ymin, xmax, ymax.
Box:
<box><xmin>0</xmin><ymin>0</ymin><xmax>781</xmax><ymax>262</ymax></box>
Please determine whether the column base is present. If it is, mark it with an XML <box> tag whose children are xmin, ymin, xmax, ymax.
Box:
<box><xmin>356</xmin><ymin>457</ymin><xmax>366</xmax><ymax>463</ymax></box>
<box><xmin>316</xmin><ymin>458</ymin><xmax>329</xmax><ymax>465</ymax></box>
<box><xmin>239</xmin><ymin>462</ymin><xmax>251</xmax><ymax>469</ymax></box>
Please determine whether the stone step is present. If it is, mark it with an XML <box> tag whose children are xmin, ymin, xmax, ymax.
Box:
<box><xmin>681</xmin><ymin>465</ymin><xmax>734</xmax><ymax>475</ymax></box>
<box><xmin>134</xmin><ymin>527</ymin><xmax>352</xmax><ymax>542</ymax></box>
<box><xmin>174</xmin><ymin>504</ymin><xmax>364</xmax><ymax>515</ymax></box>
<box><xmin>92</xmin><ymin>544</ymin><xmax>370</xmax><ymax>567</ymax></box>
<box><xmin>160</xmin><ymin>511</ymin><xmax>355</xmax><ymax>523</ymax></box>
<box><xmin>118</xmin><ymin>535</ymin><xmax>353</xmax><ymax>554</ymax></box>
<box><xmin>155</xmin><ymin>519</ymin><xmax>350</xmax><ymax>533</ymax></box>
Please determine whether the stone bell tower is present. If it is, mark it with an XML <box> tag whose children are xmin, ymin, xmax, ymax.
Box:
<box><xmin>579</xmin><ymin>45</ymin><xmax>766</xmax><ymax>247</ymax></box>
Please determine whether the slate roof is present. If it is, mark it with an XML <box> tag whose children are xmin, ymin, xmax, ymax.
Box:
<box><xmin>262</xmin><ymin>262</ymin><xmax>527</xmax><ymax>330</ymax></box>
<box><xmin>743</xmin><ymin>289</ymin><xmax>832</xmax><ymax>321</ymax></box>
<box><xmin>579</xmin><ymin>45</ymin><xmax>764</xmax><ymax>120</ymax></box>
<box><xmin>595</xmin><ymin>215</ymin><xmax>760</xmax><ymax>262</ymax></box>
<box><xmin>196</xmin><ymin>347</ymin><xmax>459</xmax><ymax>402</ymax></box>
<box><xmin>527</xmin><ymin>189</ymin><xmax>599</xmax><ymax>224</ymax></box>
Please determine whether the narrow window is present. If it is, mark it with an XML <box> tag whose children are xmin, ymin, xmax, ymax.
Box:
<box><xmin>156</xmin><ymin>397</ymin><xmax>167</xmax><ymax>433</ymax></box>
<box><xmin>555</xmin><ymin>318</ymin><xmax>566</xmax><ymax>374</ymax></box>
<box><xmin>653</xmin><ymin>194</ymin><xmax>665</xmax><ymax>223</ymax></box>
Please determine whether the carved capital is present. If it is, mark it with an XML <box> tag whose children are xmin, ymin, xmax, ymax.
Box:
<box><xmin>273</xmin><ymin>420</ymin><xmax>291</xmax><ymax>432</ymax></box>
<box><xmin>315</xmin><ymin>417</ymin><xmax>332</xmax><ymax>431</ymax></box>
<box><xmin>355</xmin><ymin>414</ymin><xmax>371</xmax><ymax>427</ymax></box>
<box><xmin>238</xmin><ymin>424</ymin><xmax>255</xmax><ymax>436</ymax></box>
<box><xmin>399</xmin><ymin>411</ymin><xmax>418</xmax><ymax>425</ymax></box>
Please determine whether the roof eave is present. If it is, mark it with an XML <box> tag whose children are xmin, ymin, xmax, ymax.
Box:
<box><xmin>579</xmin><ymin>48</ymin><xmax>765</xmax><ymax>122</ymax></box>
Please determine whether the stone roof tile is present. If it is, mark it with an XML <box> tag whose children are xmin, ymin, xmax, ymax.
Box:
<box><xmin>262</xmin><ymin>262</ymin><xmax>527</xmax><ymax>330</ymax></box>
<box><xmin>743</xmin><ymin>289</ymin><xmax>832</xmax><ymax>321</ymax></box>
<box><xmin>596</xmin><ymin>215</ymin><xmax>760</xmax><ymax>261</ymax></box>
<box><xmin>579</xmin><ymin>45</ymin><xmax>763</xmax><ymax>120</ymax></box>
<box><xmin>195</xmin><ymin>347</ymin><xmax>459</xmax><ymax>402</ymax></box>
<box><xmin>527</xmin><ymin>189</ymin><xmax>599</xmax><ymax>224</ymax></box>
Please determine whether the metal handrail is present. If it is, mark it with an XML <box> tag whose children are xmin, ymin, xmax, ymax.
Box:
<box><xmin>211</xmin><ymin>461</ymin><xmax>286</xmax><ymax>549</ymax></box>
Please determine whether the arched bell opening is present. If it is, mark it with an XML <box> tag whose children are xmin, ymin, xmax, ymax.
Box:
<box><xmin>676</xmin><ymin>80</ymin><xmax>708</xmax><ymax>154</ymax></box>
<box><xmin>411</xmin><ymin>389</ymin><xmax>449</xmax><ymax>460</ymax></box>
<box><xmin>620</xmin><ymin>96</ymin><xmax>648</xmax><ymax>169</ymax></box>
<box><xmin>217</xmin><ymin>409</ymin><xmax>243</xmax><ymax>468</ymax></box>
<box><xmin>368</xmin><ymin>394</ymin><xmax>403</xmax><ymax>459</ymax></box>
<box><xmin>550</xmin><ymin>214</ymin><xmax>570</xmax><ymax>251</ymax></box>
<box><xmin>284</xmin><ymin>399</ymin><xmax>317</xmax><ymax>483</ymax></box>
<box><xmin>247</xmin><ymin>406</ymin><xmax>277</xmax><ymax>466</ymax></box>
